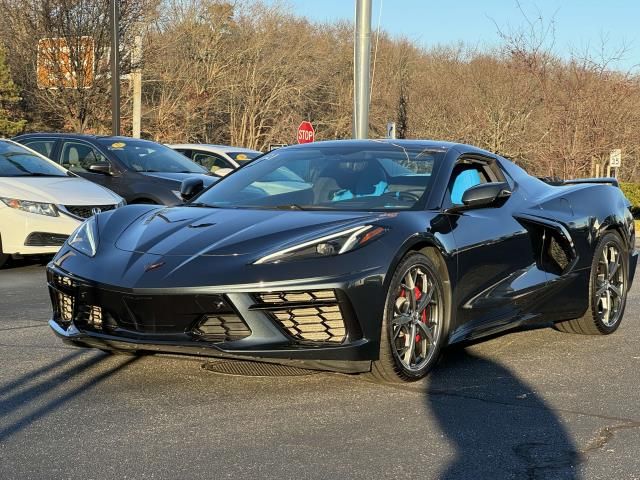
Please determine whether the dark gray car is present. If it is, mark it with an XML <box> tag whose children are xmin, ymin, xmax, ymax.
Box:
<box><xmin>14</xmin><ymin>133</ymin><xmax>216</xmax><ymax>205</ymax></box>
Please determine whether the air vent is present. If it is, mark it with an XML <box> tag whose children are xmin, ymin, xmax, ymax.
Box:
<box><xmin>192</xmin><ymin>315</ymin><xmax>251</xmax><ymax>342</ymax></box>
<box><xmin>255</xmin><ymin>290</ymin><xmax>347</xmax><ymax>343</ymax></box>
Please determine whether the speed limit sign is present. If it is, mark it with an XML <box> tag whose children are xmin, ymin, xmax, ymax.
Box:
<box><xmin>610</xmin><ymin>149</ymin><xmax>622</xmax><ymax>168</ymax></box>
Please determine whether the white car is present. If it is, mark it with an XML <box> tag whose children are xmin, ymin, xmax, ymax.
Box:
<box><xmin>169</xmin><ymin>144</ymin><xmax>262</xmax><ymax>176</ymax></box>
<box><xmin>0</xmin><ymin>139</ymin><xmax>124</xmax><ymax>268</ymax></box>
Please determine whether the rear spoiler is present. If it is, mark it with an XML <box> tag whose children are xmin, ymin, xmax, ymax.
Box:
<box><xmin>539</xmin><ymin>177</ymin><xmax>619</xmax><ymax>187</ymax></box>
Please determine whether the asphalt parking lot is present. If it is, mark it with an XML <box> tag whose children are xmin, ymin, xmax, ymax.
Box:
<box><xmin>1</xmin><ymin>258</ymin><xmax>639</xmax><ymax>480</ymax></box>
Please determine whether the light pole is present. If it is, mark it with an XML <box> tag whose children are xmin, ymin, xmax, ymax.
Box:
<box><xmin>110</xmin><ymin>0</ymin><xmax>120</xmax><ymax>136</ymax></box>
<box><xmin>353</xmin><ymin>0</ymin><xmax>372</xmax><ymax>139</ymax></box>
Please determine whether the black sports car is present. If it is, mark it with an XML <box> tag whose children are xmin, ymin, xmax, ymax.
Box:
<box><xmin>46</xmin><ymin>140</ymin><xmax>638</xmax><ymax>382</ymax></box>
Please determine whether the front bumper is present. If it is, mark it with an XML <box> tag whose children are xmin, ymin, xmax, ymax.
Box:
<box><xmin>46</xmin><ymin>264</ymin><xmax>380</xmax><ymax>373</ymax></box>
<box><xmin>0</xmin><ymin>206</ymin><xmax>80</xmax><ymax>255</ymax></box>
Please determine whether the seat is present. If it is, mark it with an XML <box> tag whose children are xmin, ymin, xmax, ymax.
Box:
<box><xmin>451</xmin><ymin>169</ymin><xmax>481</xmax><ymax>204</ymax></box>
<box><xmin>330</xmin><ymin>160</ymin><xmax>388</xmax><ymax>201</ymax></box>
<box><xmin>65</xmin><ymin>147</ymin><xmax>80</xmax><ymax>169</ymax></box>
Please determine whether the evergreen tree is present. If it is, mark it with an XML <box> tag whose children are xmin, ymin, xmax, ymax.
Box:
<box><xmin>0</xmin><ymin>45</ymin><xmax>26</xmax><ymax>136</ymax></box>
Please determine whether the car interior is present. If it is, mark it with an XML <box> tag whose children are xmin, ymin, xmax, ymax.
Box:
<box><xmin>220</xmin><ymin>150</ymin><xmax>438</xmax><ymax>210</ymax></box>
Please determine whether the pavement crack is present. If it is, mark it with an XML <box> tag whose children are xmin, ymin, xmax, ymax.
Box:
<box><xmin>0</xmin><ymin>324</ymin><xmax>48</xmax><ymax>332</ymax></box>
<box><xmin>581</xmin><ymin>421</ymin><xmax>640</xmax><ymax>455</ymax></box>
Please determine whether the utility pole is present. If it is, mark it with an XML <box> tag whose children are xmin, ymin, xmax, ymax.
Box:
<box><xmin>353</xmin><ymin>0</ymin><xmax>372</xmax><ymax>139</ymax></box>
<box><xmin>110</xmin><ymin>0</ymin><xmax>121</xmax><ymax>136</ymax></box>
<box><xmin>132</xmin><ymin>35</ymin><xmax>142</xmax><ymax>138</ymax></box>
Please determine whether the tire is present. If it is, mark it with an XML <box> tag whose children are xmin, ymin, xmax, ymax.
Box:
<box><xmin>371</xmin><ymin>252</ymin><xmax>448</xmax><ymax>382</ymax></box>
<box><xmin>555</xmin><ymin>231</ymin><xmax>628</xmax><ymax>335</ymax></box>
<box><xmin>0</xmin><ymin>254</ymin><xmax>9</xmax><ymax>269</ymax></box>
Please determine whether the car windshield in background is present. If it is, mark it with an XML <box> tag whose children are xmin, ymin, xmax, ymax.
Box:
<box><xmin>0</xmin><ymin>142</ymin><xmax>68</xmax><ymax>177</ymax></box>
<box><xmin>195</xmin><ymin>144</ymin><xmax>442</xmax><ymax>211</ymax></box>
<box><xmin>229</xmin><ymin>151</ymin><xmax>261</xmax><ymax>164</ymax></box>
<box><xmin>98</xmin><ymin>139</ymin><xmax>207</xmax><ymax>174</ymax></box>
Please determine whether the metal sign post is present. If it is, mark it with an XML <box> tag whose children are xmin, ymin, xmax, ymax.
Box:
<box><xmin>110</xmin><ymin>0</ymin><xmax>121</xmax><ymax>136</ymax></box>
<box><xmin>353</xmin><ymin>0</ymin><xmax>372</xmax><ymax>139</ymax></box>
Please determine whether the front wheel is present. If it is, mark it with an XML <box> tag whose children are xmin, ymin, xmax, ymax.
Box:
<box><xmin>555</xmin><ymin>232</ymin><xmax>628</xmax><ymax>335</ymax></box>
<box><xmin>371</xmin><ymin>252</ymin><xmax>448</xmax><ymax>382</ymax></box>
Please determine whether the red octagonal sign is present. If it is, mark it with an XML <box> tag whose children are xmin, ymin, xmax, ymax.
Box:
<box><xmin>297</xmin><ymin>121</ymin><xmax>315</xmax><ymax>144</ymax></box>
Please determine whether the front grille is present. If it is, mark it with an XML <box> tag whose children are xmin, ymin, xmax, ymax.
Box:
<box><xmin>193</xmin><ymin>315</ymin><xmax>252</xmax><ymax>342</ymax></box>
<box><xmin>54</xmin><ymin>290</ymin><xmax>74</xmax><ymax>326</ymax></box>
<box><xmin>62</xmin><ymin>204</ymin><xmax>117</xmax><ymax>219</ymax></box>
<box><xmin>255</xmin><ymin>290</ymin><xmax>347</xmax><ymax>343</ymax></box>
<box><xmin>47</xmin><ymin>270</ymin><xmax>251</xmax><ymax>342</ymax></box>
<box><xmin>25</xmin><ymin>232</ymin><xmax>68</xmax><ymax>246</ymax></box>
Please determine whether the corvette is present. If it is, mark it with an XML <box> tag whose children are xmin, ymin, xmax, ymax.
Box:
<box><xmin>46</xmin><ymin>140</ymin><xmax>637</xmax><ymax>382</ymax></box>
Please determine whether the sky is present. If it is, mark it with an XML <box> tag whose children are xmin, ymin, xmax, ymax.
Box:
<box><xmin>265</xmin><ymin>0</ymin><xmax>640</xmax><ymax>72</ymax></box>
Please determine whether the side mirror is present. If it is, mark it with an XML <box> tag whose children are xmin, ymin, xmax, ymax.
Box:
<box><xmin>180</xmin><ymin>177</ymin><xmax>205</xmax><ymax>202</ymax></box>
<box><xmin>88</xmin><ymin>162</ymin><xmax>112</xmax><ymax>175</ymax></box>
<box><xmin>461</xmin><ymin>182</ymin><xmax>511</xmax><ymax>208</ymax></box>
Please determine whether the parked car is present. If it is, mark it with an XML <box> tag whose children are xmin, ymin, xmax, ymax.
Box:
<box><xmin>45</xmin><ymin>139</ymin><xmax>637</xmax><ymax>382</ymax></box>
<box><xmin>14</xmin><ymin>134</ymin><xmax>216</xmax><ymax>205</ymax></box>
<box><xmin>169</xmin><ymin>144</ymin><xmax>262</xmax><ymax>176</ymax></box>
<box><xmin>0</xmin><ymin>139</ymin><xmax>123</xmax><ymax>268</ymax></box>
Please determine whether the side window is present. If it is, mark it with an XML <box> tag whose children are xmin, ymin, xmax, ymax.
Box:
<box><xmin>448</xmin><ymin>157</ymin><xmax>505</xmax><ymax>205</ymax></box>
<box><xmin>24</xmin><ymin>140</ymin><xmax>56</xmax><ymax>158</ymax></box>
<box><xmin>60</xmin><ymin>141</ymin><xmax>108</xmax><ymax>173</ymax></box>
<box><xmin>193</xmin><ymin>152</ymin><xmax>231</xmax><ymax>173</ymax></box>
<box><xmin>174</xmin><ymin>149</ymin><xmax>192</xmax><ymax>158</ymax></box>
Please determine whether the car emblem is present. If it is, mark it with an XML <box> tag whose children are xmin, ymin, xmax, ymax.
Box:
<box><xmin>144</xmin><ymin>261</ymin><xmax>165</xmax><ymax>272</ymax></box>
<box><xmin>91</xmin><ymin>207</ymin><xmax>102</xmax><ymax>216</ymax></box>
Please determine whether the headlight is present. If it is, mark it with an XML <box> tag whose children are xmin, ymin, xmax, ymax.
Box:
<box><xmin>0</xmin><ymin>197</ymin><xmax>58</xmax><ymax>217</ymax></box>
<box><xmin>254</xmin><ymin>224</ymin><xmax>387</xmax><ymax>264</ymax></box>
<box><xmin>68</xmin><ymin>216</ymin><xmax>99</xmax><ymax>257</ymax></box>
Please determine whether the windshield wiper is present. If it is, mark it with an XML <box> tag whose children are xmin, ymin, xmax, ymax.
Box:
<box><xmin>272</xmin><ymin>204</ymin><xmax>306</xmax><ymax>210</ymax></box>
<box><xmin>183</xmin><ymin>202</ymin><xmax>227</xmax><ymax>208</ymax></box>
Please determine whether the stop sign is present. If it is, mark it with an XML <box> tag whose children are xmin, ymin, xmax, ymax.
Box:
<box><xmin>297</xmin><ymin>121</ymin><xmax>315</xmax><ymax>144</ymax></box>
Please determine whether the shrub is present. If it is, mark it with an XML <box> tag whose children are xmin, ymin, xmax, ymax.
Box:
<box><xmin>620</xmin><ymin>183</ymin><xmax>640</xmax><ymax>218</ymax></box>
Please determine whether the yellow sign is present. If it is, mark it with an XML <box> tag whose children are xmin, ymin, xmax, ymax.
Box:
<box><xmin>111</xmin><ymin>142</ymin><xmax>126</xmax><ymax>149</ymax></box>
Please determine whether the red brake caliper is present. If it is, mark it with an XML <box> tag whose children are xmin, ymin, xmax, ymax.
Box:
<box><xmin>414</xmin><ymin>287</ymin><xmax>427</xmax><ymax>343</ymax></box>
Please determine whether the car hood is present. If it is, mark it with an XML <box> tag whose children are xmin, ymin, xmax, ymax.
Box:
<box><xmin>140</xmin><ymin>172</ymin><xmax>216</xmax><ymax>185</ymax></box>
<box><xmin>112</xmin><ymin>206</ymin><xmax>382</xmax><ymax>257</ymax></box>
<box><xmin>0</xmin><ymin>177</ymin><xmax>122</xmax><ymax>205</ymax></box>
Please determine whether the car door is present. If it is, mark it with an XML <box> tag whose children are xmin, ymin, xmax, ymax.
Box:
<box><xmin>444</xmin><ymin>154</ymin><xmax>549</xmax><ymax>339</ymax></box>
<box><xmin>21</xmin><ymin>138</ymin><xmax>60</xmax><ymax>160</ymax></box>
<box><xmin>58</xmin><ymin>140</ymin><xmax>122</xmax><ymax>196</ymax></box>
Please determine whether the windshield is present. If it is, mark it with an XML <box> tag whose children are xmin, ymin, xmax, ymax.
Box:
<box><xmin>0</xmin><ymin>141</ymin><xmax>69</xmax><ymax>177</ymax></box>
<box><xmin>194</xmin><ymin>144</ymin><xmax>443</xmax><ymax>211</ymax></box>
<box><xmin>228</xmin><ymin>151</ymin><xmax>261</xmax><ymax>164</ymax></box>
<box><xmin>98</xmin><ymin>139</ymin><xmax>207</xmax><ymax>174</ymax></box>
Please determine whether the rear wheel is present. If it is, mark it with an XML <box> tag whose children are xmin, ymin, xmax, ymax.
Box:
<box><xmin>371</xmin><ymin>252</ymin><xmax>447</xmax><ymax>382</ymax></box>
<box><xmin>555</xmin><ymin>232</ymin><xmax>628</xmax><ymax>335</ymax></box>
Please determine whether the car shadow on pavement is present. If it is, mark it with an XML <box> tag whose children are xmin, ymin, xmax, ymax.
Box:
<box><xmin>0</xmin><ymin>351</ymin><xmax>139</xmax><ymax>442</ymax></box>
<box><xmin>1</xmin><ymin>255</ymin><xmax>53</xmax><ymax>271</ymax></box>
<box><xmin>425</xmin><ymin>347</ymin><xmax>581</xmax><ymax>479</ymax></box>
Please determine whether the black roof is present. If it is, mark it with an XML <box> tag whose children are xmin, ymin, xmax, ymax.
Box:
<box><xmin>285</xmin><ymin>138</ymin><xmax>494</xmax><ymax>156</ymax></box>
<box><xmin>13</xmin><ymin>133</ymin><xmax>150</xmax><ymax>143</ymax></box>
